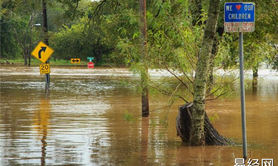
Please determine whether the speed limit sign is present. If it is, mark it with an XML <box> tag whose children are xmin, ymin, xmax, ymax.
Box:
<box><xmin>40</xmin><ymin>63</ymin><xmax>50</xmax><ymax>74</ymax></box>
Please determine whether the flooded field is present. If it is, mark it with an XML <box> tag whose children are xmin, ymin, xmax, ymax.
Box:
<box><xmin>0</xmin><ymin>66</ymin><xmax>277</xmax><ymax>165</ymax></box>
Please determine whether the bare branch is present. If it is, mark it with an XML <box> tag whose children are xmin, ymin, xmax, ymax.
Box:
<box><xmin>164</xmin><ymin>64</ymin><xmax>194</xmax><ymax>95</ymax></box>
<box><xmin>205</xmin><ymin>90</ymin><xmax>228</xmax><ymax>102</ymax></box>
<box><xmin>168</xmin><ymin>82</ymin><xmax>182</xmax><ymax>104</ymax></box>
<box><xmin>206</xmin><ymin>86</ymin><xmax>222</xmax><ymax>98</ymax></box>
<box><xmin>92</xmin><ymin>0</ymin><xmax>107</xmax><ymax>20</ymax></box>
<box><xmin>149</xmin><ymin>82</ymin><xmax>189</xmax><ymax>103</ymax></box>
<box><xmin>179</xmin><ymin>64</ymin><xmax>194</xmax><ymax>84</ymax></box>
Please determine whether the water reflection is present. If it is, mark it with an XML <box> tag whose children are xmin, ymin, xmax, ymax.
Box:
<box><xmin>252</xmin><ymin>77</ymin><xmax>258</xmax><ymax>94</ymax></box>
<box><xmin>33</xmin><ymin>97</ymin><xmax>50</xmax><ymax>166</ymax></box>
<box><xmin>140</xmin><ymin>117</ymin><xmax>149</xmax><ymax>165</ymax></box>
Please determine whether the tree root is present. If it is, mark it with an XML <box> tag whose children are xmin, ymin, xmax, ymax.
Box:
<box><xmin>176</xmin><ymin>103</ymin><xmax>232</xmax><ymax>145</ymax></box>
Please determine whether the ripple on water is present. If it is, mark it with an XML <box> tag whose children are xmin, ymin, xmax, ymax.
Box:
<box><xmin>0</xmin><ymin>66</ymin><xmax>277</xmax><ymax>165</ymax></box>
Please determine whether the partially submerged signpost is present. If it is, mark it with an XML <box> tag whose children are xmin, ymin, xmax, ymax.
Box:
<box><xmin>87</xmin><ymin>57</ymin><xmax>95</xmax><ymax>69</ymax></box>
<box><xmin>31</xmin><ymin>41</ymin><xmax>54</xmax><ymax>88</ymax></box>
<box><xmin>224</xmin><ymin>2</ymin><xmax>255</xmax><ymax>160</ymax></box>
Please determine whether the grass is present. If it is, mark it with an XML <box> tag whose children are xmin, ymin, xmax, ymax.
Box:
<box><xmin>0</xmin><ymin>58</ymin><xmax>88</xmax><ymax>66</ymax></box>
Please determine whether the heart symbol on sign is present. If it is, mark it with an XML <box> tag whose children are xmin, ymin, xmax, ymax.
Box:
<box><xmin>236</xmin><ymin>4</ymin><xmax>241</xmax><ymax>10</ymax></box>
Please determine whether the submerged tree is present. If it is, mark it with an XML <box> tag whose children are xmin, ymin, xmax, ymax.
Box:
<box><xmin>139</xmin><ymin>0</ymin><xmax>149</xmax><ymax>117</ymax></box>
<box><xmin>176</xmin><ymin>0</ymin><xmax>230</xmax><ymax>145</ymax></box>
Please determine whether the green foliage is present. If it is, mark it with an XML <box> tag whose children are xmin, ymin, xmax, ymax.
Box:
<box><xmin>208</xmin><ymin>113</ymin><xmax>219</xmax><ymax>124</ymax></box>
<box><xmin>1</xmin><ymin>0</ymin><xmax>42</xmax><ymax>60</ymax></box>
<box><xmin>51</xmin><ymin>21</ymin><xmax>86</xmax><ymax>59</ymax></box>
<box><xmin>270</xmin><ymin>47</ymin><xmax>278</xmax><ymax>70</ymax></box>
<box><xmin>0</xmin><ymin>17</ymin><xmax>22</xmax><ymax>58</ymax></box>
<box><xmin>55</xmin><ymin>0</ymin><xmax>84</xmax><ymax>20</ymax></box>
<box><xmin>1</xmin><ymin>0</ymin><xmax>277</xmax><ymax>72</ymax></box>
<box><xmin>215</xmin><ymin>0</ymin><xmax>278</xmax><ymax>71</ymax></box>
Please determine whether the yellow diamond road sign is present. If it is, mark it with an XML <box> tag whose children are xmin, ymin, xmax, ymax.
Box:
<box><xmin>31</xmin><ymin>41</ymin><xmax>54</xmax><ymax>63</ymax></box>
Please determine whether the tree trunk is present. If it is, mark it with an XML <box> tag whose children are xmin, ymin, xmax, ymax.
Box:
<box><xmin>252</xmin><ymin>65</ymin><xmax>258</xmax><ymax>93</ymax></box>
<box><xmin>28</xmin><ymin>14</ymin><xmax>34</xmax><ymax>67</ymax></box>
<box><xmin>190</xmin><ymin>0</ymin><xmax>220</xmax><ymax>145</ymax></box>
<box><xmin>24</xmin><ymin>49</ymin><xmax>28</xmax><ymax>65</ymax></box>
<box><xmin>28</xmin><ymin>41</ymin><xmax>31</xmax><ymax>66</ymax></box>
<box><xmin>139</xmin><ymin>0</ymin><xmax>149</xmax><ymax>117</ymax></box>
<box><xmin>207</xmin><ymin>26</ymin><xmax>224</xmax><ymax>94</ymax></box>
<box><xmin>42</xmin><ymin>0</ymin><xmax>49</xmax><ymax>46</ymax></box>
<box><xmin>42</xmin><ymin>0</ymin><xmax>50</xmax><ymax>92</ymax></box>
<box><xmin>252</xmin><ymin>65</ymin><xmax>258</xmax><ymax>79</ymax></box>
<box><xmin>207</xmin><ymin>59</ymin><xmax>214</xmax><ymax>95</ymax></box>
<box><xmin>252</xmin><ymin>77</ymin><xmax>258</xmax><ymax>94</ymax></box>
<box><xmin>176</xmin><ymin>103</ymin><xmax>231</xmax><ymax>145</ymax></box>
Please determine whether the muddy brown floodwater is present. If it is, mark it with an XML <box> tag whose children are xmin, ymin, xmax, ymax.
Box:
<box><xmin>0</xmin><ymin>66</ymin><xmax>277</xmax><ymax>166</ymax></box>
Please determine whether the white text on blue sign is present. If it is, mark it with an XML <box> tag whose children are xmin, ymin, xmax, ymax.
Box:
<box><xmin>225</xmin><ymin>3</ymin><xmax>255</xmax><ymax>22</ymax></box>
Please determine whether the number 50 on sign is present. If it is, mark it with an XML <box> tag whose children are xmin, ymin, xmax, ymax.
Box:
<box><xmin>40</xmin><ymin>63</ymin><xmax>50</xmax><ymax>74</ymax></box>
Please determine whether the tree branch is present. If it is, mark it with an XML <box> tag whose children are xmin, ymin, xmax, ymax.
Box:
<box><xmin>149</xmin><ymin>81</ymin><xmax>189</xmax><ymax>103</ymax></box>
<box><xmin>164</xmin><ymin>64</ymin><xmax>194</xmax><ymax>95</ymax></box>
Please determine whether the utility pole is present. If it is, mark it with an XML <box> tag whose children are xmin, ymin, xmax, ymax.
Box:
<box><xmin>0</xmin><ymin>3</ymin><xmax>2</xmax><ymax>59</ymax></box>
<box><xmin>42</xmin><ymin>0</ymin><xmax>50</xmax><ymax>93</ymax></box>
<box><xmin>139</xmin><ymin>0</ymin><xmax>149</xmax><ymax>117</ymax></box>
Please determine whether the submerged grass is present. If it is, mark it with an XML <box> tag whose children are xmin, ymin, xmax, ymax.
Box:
<box><xmin>123</xmin><ymin>111</ymin><xmax>135</xmax><ymax>122</ymax></box>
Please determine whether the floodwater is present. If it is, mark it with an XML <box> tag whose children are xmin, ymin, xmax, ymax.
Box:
<box><xmin>0</xmin><ymin>66</ymin><xmax>277</xmax><ymax>166</ymax></box>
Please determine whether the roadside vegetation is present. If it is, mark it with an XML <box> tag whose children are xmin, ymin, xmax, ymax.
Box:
<box><xmin>1</xmin><ymin>0</ymin><xmax>277</xmax><ymax>70</ymax></box>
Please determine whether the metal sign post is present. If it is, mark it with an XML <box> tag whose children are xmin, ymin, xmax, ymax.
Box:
<box><xmin>224</xmin><ymin>2</ymin><xmax>255</xmax><ymax>160</ymax></box>
<box><xmin>31</xmin><ymin>41</ymin><xmax>54</xmax><ymax>93</ymax></box>
<box><xmin>239</xmin><ymin>32</ymin><xmax>247</xmax><ymax>159</ymax></box>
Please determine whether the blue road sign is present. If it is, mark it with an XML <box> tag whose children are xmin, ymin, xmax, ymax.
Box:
<box><xmin>224</xmin><ymin>2</ymin><xmax>255</xmax><ymax>32</ymax></box>
<box><xmin>225</xmin><ymin>2</ymin><xmax>255</xmax><ymax>22</ymax></box>
<box><xmin>224</xmin><ymin>2</ymin><xmax>256</xmax><ymax>158</ymax></box>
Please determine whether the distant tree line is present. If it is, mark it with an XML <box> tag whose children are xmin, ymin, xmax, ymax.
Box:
<box><xmin>0</xmin><ymin>0</ymin><xmax>277</xmax><ymax>69</ymax></box>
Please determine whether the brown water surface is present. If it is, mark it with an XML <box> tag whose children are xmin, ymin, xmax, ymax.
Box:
<box><xmin>0</xmin><ymin>66</ymin><xmax>277</xmax><ymax>165</ymax></box>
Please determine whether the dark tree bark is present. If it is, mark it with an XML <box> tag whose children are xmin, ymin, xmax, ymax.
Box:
<box><xmin>42</xmin><ymin>0</ymin><xmax>50</xmax><ymax>91</ymax></box>
<box><xmin>28</xmin><ymin>36</ymin><xmax>32</xmax><ymax>66</ymax></box>
<box><xmin>176</xmin><ymin>103</ymin><xmax>231</xmax><ymax>145</ymax></box>
<box><xmin>252</xmin><ymin>64</ymin><xmax>259</xmax><ymax>93</ymax></box>
<box><xmin>28</xmin><ymin>14</ymin><xmax>35</xmax><ymax>67</ymax></box>
<box><xmin>42</xmin><ymin>0</ymin><xmax>49</xmax><ymax>46</ymax></box>
<box><xmin>189</xmin><ymin>0</ymin><xmax>221</xmax><ymax>145</ymax></box>
<box><xmin>207</xmin><ymin>26</ymin><xmax>224</xmax><ymax>94</ymax></box>
<box><xmin>252</xmin><ymin>65</ymin><xmax>258</xmax><ymax>79</ymax></box>
<box><xmin>24</xmin><ymin>49</ymin><xmax>28</xmax><ymax>65</ymax></box>
<box><xmin>139</xmin><ymin>0</ymin><xmax>149</xmax><ymax>117</ymax></box>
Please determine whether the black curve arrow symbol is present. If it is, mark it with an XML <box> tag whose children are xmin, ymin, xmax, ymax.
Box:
<box><xmin>38</xmin><ymin>47</ymin><xmax>47</xmax><ymax>59</ymax></box>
